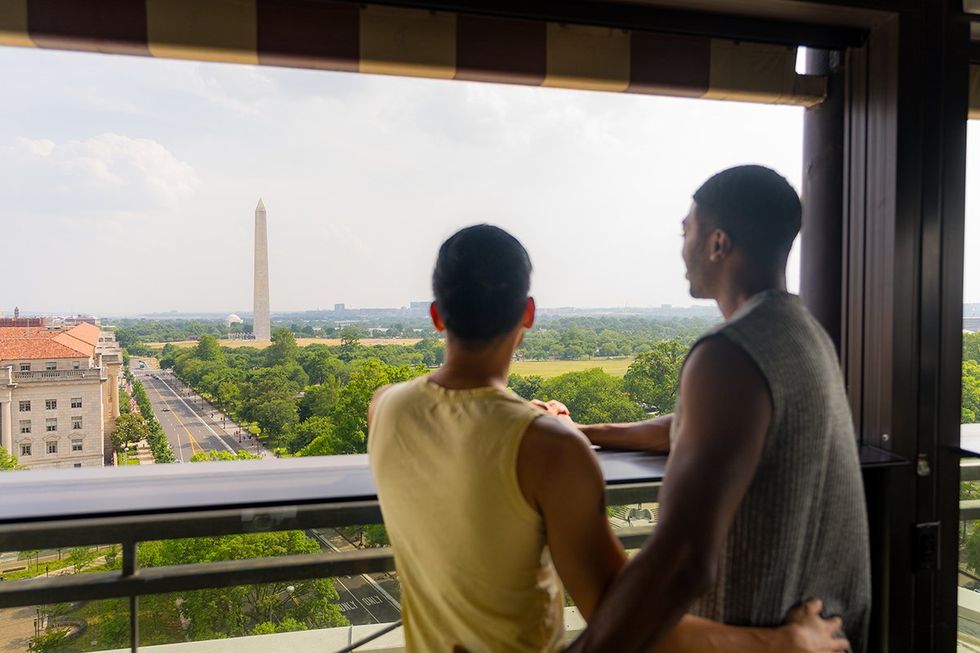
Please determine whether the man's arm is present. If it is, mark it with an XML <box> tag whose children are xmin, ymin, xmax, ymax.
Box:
<box><xmin>530</xmin><ymin>400</ymin><xmax>672</xmax><ymax>452</ymax></box>
<box><xmin>519</xmin><ymin>414</ymin><xmax>848</xmax><ymax>653</ymax></box>
<box><xmin>577</xmin><ymin>416</ymin><xmax>672</xmax><ymax>452</ymax></box>
<box><xmin>518</xmin><ymin>416</ymin><xmax>627</xmax><ymax>621</ymax></box>
<box><xmin>566</xmin><ymin>336</ymin><xmax>773</xmax><ymax>652</ymax></box>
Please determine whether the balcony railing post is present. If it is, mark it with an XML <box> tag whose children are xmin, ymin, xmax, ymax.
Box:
<box><xmin>122</xmin><ymin>540</ymin><xmax>138</xmax><ymax>653</ymax></box>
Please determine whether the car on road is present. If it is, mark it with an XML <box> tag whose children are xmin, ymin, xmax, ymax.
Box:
<box><xmin>162</xmin><ymin>407</ymin><xmax>170</xmax><ymax>412</ymax></box>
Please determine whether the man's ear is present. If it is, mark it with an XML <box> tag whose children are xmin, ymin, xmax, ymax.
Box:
<box><xmin>430</xmin><ymin>302</ymin><xmax>446</xmax><ymax>332</ymax></box>
<box><xmin>709</xmin><ymin>229</ymin><xmax>733</xmax><ymax>263</ymax></box>
<box><xmin>522</xmin><ymin>297</ymin><xmax>536</xmax><ymax>329</ymax></box>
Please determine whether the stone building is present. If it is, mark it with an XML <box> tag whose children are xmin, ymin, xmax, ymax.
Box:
<box><xmin>0</xmin><ymin>322</ymin><xmax>119</xmax><ymax>469</ymax></box>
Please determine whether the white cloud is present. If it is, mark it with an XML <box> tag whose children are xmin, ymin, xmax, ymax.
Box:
<box><xmin>17</xmin><ymin>137</ymin><xmax>55</xmax><ymax>158</ymax></box>
<box><xmin>4</xmin><ymin>133</ymin><xmax>198</xmax><ymax>213</ymax></box>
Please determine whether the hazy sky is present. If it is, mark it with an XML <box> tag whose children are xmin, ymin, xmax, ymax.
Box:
<box><xmin>0</xmin><ymin>46</ymin><xmax>976</xmax><ymax>315</ymax></box>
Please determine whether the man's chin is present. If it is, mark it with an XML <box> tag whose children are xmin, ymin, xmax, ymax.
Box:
<box><xmin>688</xmin><ymin>284</ymin><xmax>706</xmax><ymax>299</ymax></box>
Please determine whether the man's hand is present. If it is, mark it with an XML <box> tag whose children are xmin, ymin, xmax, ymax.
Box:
<box><xmin>777</xmin><ymin>599</ymin><xmax>849</xmax><ymax>653</ymax></box>
<box><xmin>530</xmin><ymin>399</ymin><xmax>572</xmax><ymax>422</ymax></box>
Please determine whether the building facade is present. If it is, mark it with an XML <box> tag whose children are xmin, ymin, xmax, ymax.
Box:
<box><xmin>0</xmin><ymin>322</ymin><xmax>113</xmax><ymax>469</ymax></box>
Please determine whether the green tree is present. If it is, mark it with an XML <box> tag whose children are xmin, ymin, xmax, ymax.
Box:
<box><xmin>250</xmin><ymin>399</ymin><xmax>300</xmax><ymax>442</ymax></box>
<box><xmin>964</xmin><ymin>359</ymin><xmax>980</xmax><ymax>424</ymax></box>
<box><xmin>299</xmin><ymin>380</ymin><xmax>340</xmax><ymax>420</ymax></box>
<box><xmin>0</xmin><ymin>447</ymin><xmax>23</xmax><ymax>471</ymax></box>
<box><xmin>623</xmin><ymin>339</ymin><xmax>689</xmax><ymax>414</ymax></box>
<box><xmin>29</xmin><ymin>627</ymin><xmax>70</xmax><ymax>652</ymax></box>
<box><xmin>299</xmin><ymin>347</ymin><xmax>348</xmax><ymax>385</ymax></box>
<box><xmin>267</xmin><ymin>328</ymin><xmax>300</xmax><ymax>367</ymax></box>
<box><xmin>190</xmin><ymin>450</ymin><xmax>262</xmax><ymax>462</ymax></box>
<box><xmin>138</xmin><ymin>532</ymin><xmax>346</xmax><ymax>639</ymax></box>
<box><xmin>286</xmin><ymin>416</ymin><xmax>336</xmax><ymax>454</ymax></box>
<box><xmin>965</xmin><ymin>331</ymin><xmax>980</xmax><ymax>365</ymax></box>
<box><xmin>539</xmin><ymin>369</ymin><xmax>646</xmax><ymax>424</ymax></box>
<box><xmin>338</xmin><ymin>326</ymin><xmax>365</xmax><ymax>362</ymax></box>
<box><xmin>363</xmin><ymin>524</ymin><xmax>389</xmax><ymax>548</ymax></box>
<box><xmin>119</xmin><ymin>387</ymin><xmax>132</xmax><ymax>414</ymax></box>
<box><xmin>67</xmin><ymin>546</ymin><xmax>97</xmax><ymax>574</ymax></box>
<box><xmin>508</xmin><ymin>374</ymin><xmax>544</xmax><ymax>401</ymax></box>
<box><xmin>195</xmin><ymin>334</ymin><xmax>225</xmax><ymax>364</ymax></box>
<box><xmin>112</xmin><ymin>412</ymin><xmax>149</xmax><ymax>451</ymax></box>
<box><xmin>328</xmin><ymin>359</ymin><xmax>427</xmax><ymax>454</ymax></box>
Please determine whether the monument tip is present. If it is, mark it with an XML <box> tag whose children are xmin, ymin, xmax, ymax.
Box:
<box><xmin>256</xmin><ymin>198</ymin><xmax>265</xmax><ymax>212</ymax></box>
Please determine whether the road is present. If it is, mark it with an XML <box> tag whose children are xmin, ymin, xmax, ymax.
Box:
<box><xmin>133</xmin><ymin>368</ymin><xmax>256</xmax><ymax>463</ymax></box>
<box><xmin>310</xmin><ymin>528</ymin><xmax>402</xmax><ymax>625</ymax></box>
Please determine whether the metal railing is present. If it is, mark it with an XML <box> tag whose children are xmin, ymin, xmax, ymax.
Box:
<box><xmin>0</xmin><ymin>446</ymin><xmax>904</xmax><ymax>652</ymax></box>
<box><xmin>13</xmin><ymin>368</ymin><xmax>106</xmax><ymax>382</ymax></box>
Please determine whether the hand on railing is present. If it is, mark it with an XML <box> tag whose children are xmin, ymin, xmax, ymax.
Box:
<box><xmin>530</xmin><ymin>399</ymin><xmax>574</xmax><ymax>426</ymax></box>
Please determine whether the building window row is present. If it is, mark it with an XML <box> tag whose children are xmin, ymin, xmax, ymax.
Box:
<box><xmin>45</xmin><ymin>399</ymin><xmax>56</xmax><ymax>410</ymax></box>
<box><xmin>18</xmin><ymin>439</ymin><xmax>84</xmax><ymax>456</ymax></box>
<box><xmin>46</xmin><ymin>418</ymin><xmax>57</xmax><ymax>432</ymax></box>
<box><xmin>72</xmin><ymin>416</ymin><xmax>82</xmax><ymax>430</ymax></box>
<box><xmin>44</xmin><ymin>362</ymin><xmax>56</xmax><ymax>371</ymax></box>
<box><xmin>19</xmin><ymin>363</ymin><xmax>29</xmax><ymax>372</ymax></box>
<box><xmin>71</xmin><ymin>397</ymin><xmax>82</xmax><ymax>409</ymax></box>
<box><xmin>18</xmin><ymin>400</ymin><xmax>30</xmax><ymax>412</ymax></box>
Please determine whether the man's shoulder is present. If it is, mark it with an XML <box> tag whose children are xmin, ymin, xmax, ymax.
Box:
<box><xmin>520</xmin><ymin>416</ymin><xmax>596</xmax><ymax>476</ymax></box>
<box><xmin>368</xmin><ymin>378</ymin><xmax>424</xmax><ymax>426</ymax></box>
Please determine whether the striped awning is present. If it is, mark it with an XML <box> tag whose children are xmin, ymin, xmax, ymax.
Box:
<box><xmin>971</xmin><ymin>64</ymin><xmax>980</xmax><ymax>119</ymax></box>
<box><xmin>0</xmin><ymin>0</ymin><xmax>826</xmax><ymax>107</ymax></box>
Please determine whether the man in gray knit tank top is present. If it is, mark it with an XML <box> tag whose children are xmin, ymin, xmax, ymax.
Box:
<box><xmin>563</xmin><ymin>166</ymin><xmax>870</xmax><ymax>652</ymax></box>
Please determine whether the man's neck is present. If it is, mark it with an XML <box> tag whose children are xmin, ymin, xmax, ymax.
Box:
<box><xmin>715</xmin><ymin>274</ymin><xmax>787</xmax><ymax>320</ymax></box>
<box><xmin>428</xmin><ymin>337</ymin><xmax>515</xmax><ymax>390</ymax></box>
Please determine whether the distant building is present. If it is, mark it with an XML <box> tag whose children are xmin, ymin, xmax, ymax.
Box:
<box><xmin>334</xmin><ymin>304</ymin><xmax>346</xmax><ymax>312</ymax></box>
<box><xmin>0</xmin><ymin>318</ymin><xmax>44</xmax><ymax>328</ymax></box>
<box><xmin>224</xmin><ymin>314</ymin><xmax>244</xmax><ymax>329</ymax></box>
<box><xmin>966</xmin><ymin>317</ymin><xmax>980</xmax><ymax>332</ymax></box>
<box><xmin>0</xmin><ymin>322</ymin><xmax>120</xmax><ymax>469</ymax></box>
<box><xmin>409</xmin><ymin>301</ymin><xmax>431</xmax><ymax>311</ymax></box>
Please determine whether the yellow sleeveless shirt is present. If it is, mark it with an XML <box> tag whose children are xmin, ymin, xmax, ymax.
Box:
<box><xmin>368</xmin><ymin>377</ymin><xmax>564</xmax><ymax>653</ymax></box>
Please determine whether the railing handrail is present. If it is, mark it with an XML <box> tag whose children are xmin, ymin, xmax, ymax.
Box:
<box><xmin>0</xmin><ymin>444</ymin><xmax>907</xmax><ymax>653</ymax></box>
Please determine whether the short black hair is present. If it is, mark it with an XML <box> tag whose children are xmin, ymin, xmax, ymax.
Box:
<box><xmin>692</xmin><ymin>165</ymin><xmax>802</xmax><ymax>269</ymax></box>
<box><xmin>432</xmin><ymin>225</ymin><xmax>532</xmax><ymax>344</ymax></box>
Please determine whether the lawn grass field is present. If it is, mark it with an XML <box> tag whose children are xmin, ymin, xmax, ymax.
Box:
<box><xmin>510</xmin><ymin>358</ymin><xmax>634</xmax><ymax>379</ymax></box>
<box><xmin>148</xmin><ymin>337</ymin><xmax>423</xmax><ymax>350</ymax></box>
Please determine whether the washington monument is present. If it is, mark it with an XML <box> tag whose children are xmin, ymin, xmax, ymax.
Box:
<box><xmin>253</xmin><ymin>198</ymin><xmax>271</xmax><ymax>341</ymax></box>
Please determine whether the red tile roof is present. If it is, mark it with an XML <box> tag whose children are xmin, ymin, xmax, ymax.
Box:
<box><xmin>0</xmin><ymin>339</ymin><xmax>89</xmax><ymax>361</ymax></box>
<box><xmin>0</xmin><ymin>323</ymin><xmax>98</xmax><ymax>361</ymax></box>
<box><xmin>65</xmin><ymin>322</ymin><xmax>100</xmax><ymax>346</ymax></box>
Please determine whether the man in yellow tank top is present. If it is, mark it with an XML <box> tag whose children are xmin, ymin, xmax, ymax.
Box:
<box><xmin>368</xmin><ymin>225</ymin><xmax>848</xmax><ymax>653</ymax></box>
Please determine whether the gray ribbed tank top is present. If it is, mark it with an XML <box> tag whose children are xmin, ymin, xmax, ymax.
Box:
<box><xmin>671</xmin><ymin>290</ymin><xmax>870</xmax><ymax>652</ymax></box>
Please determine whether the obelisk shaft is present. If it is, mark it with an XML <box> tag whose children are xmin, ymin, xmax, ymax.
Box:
<box><xmin>253</xmin><ymin>199</ymin><xmax>271</xmax><ymax>341</ymax></box>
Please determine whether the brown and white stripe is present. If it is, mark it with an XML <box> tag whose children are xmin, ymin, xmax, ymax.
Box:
<box><xmin>0</xmin><ymin>0</ymin><xmax>828</xmax><ymax>106</ymax></box>
<box><xmin>971</xmin><ymin>64</ymin><xmax>980</xmax><ymax>119</ymax></box>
